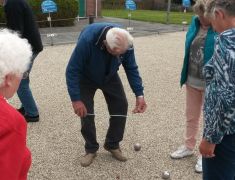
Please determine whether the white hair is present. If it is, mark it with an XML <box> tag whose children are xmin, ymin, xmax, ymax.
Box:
<box><xmin>106</xmin><ymin>27</ymin><xmax>134</xmax><ymax>51</ymax></box>
<box><xmin>0</xmin><ymin>29</ymin><xmax>32</xmax><ymax>86</ymax></box>
<box><xmin>205</xmin><ymin>0</ymin><xmax>235</xmax><ymax>18</ymax></box>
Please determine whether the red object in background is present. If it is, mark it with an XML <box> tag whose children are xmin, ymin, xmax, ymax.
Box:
<box><xmin>0</xmin><ymin>96</ymin><xmax>31</xmax><ymax>180</ymax></box>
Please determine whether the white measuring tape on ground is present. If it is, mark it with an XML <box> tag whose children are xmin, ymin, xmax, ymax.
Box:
<box><xmin>86</xmin><ymin>113</ymin><xmax>128</xmax><ymax>118</ymax></box>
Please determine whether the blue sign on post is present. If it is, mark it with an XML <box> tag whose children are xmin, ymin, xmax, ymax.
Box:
<box><xmin>41</xmin><ymin>0</ymin><xmax>57</xmax><ymax>14</ymax></box>
<box><xmin>125</xmin><ymin>0</ymin><xmax>137</xmax><ymax>11</ymax></box>
<box><xmin>182</xmin><ymin>0</ymin><xmax>191</xmax><ymax>8</ymax></box>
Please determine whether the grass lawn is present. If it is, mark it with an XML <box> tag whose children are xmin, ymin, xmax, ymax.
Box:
<box><xmin>102</xmin><ymin>9</ymin><xmax>194</xmax><ymax>25</ymax></box>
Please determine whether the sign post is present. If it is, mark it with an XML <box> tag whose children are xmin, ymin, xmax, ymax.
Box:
<box><xmin>41</xmin><ymin>0</ymin><xmax>58</xmax><ymax>46</ymax></box>
<box><xmin>166</xmin><ymin>0</ymin><xmax>171</xmax><ymax>24</ymax></box>
<box><xmin>125</xmin><ymin>0</ymin><xmax>136</xmax><ymax>31</ymax></box>
<box><xmin>182</xmin><ymin>0</ymin><xmax>191</xmax><ymax>31</ymax></box>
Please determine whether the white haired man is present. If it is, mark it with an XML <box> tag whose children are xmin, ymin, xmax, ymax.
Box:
<box><xmin>66</xmin><ymin>23</ymin><xmax>147</xmax><ymax>167</ymax></box>
<box><xmin>0</xmin><ymin>29</ymin><xmax>32</xmax><ymax>180</ymax></box>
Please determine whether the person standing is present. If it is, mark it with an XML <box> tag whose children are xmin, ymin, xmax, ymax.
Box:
<box><xmin>170</xmin><ymin>0</ymin><xmax>217</xmax><ymax>173</ymax></box>
<box><xmin>0</xmin><ymin>0</ymin><xmax>43</xmax><ymax>122</ymax></box>
<box><xmin>66</xmin><ymin>23</ymin><xmax>147</xmax><ymax>167</ymax></box>
<box><xmin>0</xmin><ymin>29</ymin><xmax>32</xmax><ymax>180</ymax></box>
<box><xmin>199</xmin><ymin>0</ymin><xmax>235</xmax><ymax>179</ymax></box>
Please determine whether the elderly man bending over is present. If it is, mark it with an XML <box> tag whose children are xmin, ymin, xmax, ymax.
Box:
<box><xmin>66</xmin><ymin>23</ymin><xmax>147</xmax><ymax>167</ymax></box>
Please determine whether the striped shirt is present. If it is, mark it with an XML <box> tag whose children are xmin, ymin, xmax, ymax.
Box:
<box><xmin>203</xmin><ymin>28</ymin><xmax>235</xmax><ymax>144</ymax></box>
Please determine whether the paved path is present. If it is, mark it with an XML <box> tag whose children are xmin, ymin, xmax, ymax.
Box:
<box><xmin>40</xmin><ymin>17</ymin><xmax>188</xmax><ymax>46</ymax></box>
<box><xmin>10</xmin><ymin>31</ymin><xmax>202</xmax><ymax>180</ymax></box>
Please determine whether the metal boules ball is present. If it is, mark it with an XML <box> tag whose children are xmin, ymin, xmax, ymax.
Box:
<box><xmin>162</xmin><ymin>171</ymin><xmax>170</xmax><ymax>179</ymax></box>
<box><xmin>134</xmin><ymin>143</ymin><xmax>141</xmax><ymax>151</ymax></box>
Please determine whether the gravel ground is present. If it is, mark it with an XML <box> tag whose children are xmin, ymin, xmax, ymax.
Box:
<box><xmin>10</xmin><ymin>32</ymin><xmax>202</xmax><ymax>180</ymax></box>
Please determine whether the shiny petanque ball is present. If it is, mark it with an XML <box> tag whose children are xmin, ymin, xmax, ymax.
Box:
<box><xmin>134</xmin><ymin>143</ymin><xmax>141</xmax><ymax>151</ymax></box>
<box><xmin>162</xmin><ymin>171</ymin><xmax>170</xmax><ymax>179</ymax></box>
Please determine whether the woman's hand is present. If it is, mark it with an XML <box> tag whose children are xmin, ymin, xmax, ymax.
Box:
<box><xmin>199</xmin><ymin>138</ymin><xmax>216</xmax><ymax>158</ymax></box>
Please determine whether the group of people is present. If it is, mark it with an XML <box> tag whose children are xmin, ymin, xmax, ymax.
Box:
<box><xmin>170</xmin><ymin>0</ymin><xmax>216</xmax><ymax>173</ymax></box>
<box><xmin>171</xmin><ymin>0</ymin><xmax>235</xmax><ymax>179</ymax></box>
<box><xmin>0</xmin><ymin>0</ymin><xmax>234</xmax><ymax>179</ymax></box>
<box><xmin>0</xmin><ymin>0</ymin><xmax>43</xmax><ymax>179</ymax></box>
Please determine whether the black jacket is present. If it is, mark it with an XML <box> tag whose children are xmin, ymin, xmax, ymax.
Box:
<box><xmin>4</xmin><ymin>0</ymin><xmax>43</xmax><ymax>53</ymax></box>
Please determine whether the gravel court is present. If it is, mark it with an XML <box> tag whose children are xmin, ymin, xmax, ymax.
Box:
<box><xmin>9</xmin><ymin>32</ymin><xmax>203</xmax><ymax>180</ymax></box>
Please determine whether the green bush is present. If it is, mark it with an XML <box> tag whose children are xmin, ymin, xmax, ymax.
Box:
<box><xmin>0</xmin><ymin>6</ymin><xmax>6</xmax><ymax>26</ymax></box>
<box><xmin>0</xmin><ymin>0</ymin><xmax>79</xmax><ymax>27</ymax></box>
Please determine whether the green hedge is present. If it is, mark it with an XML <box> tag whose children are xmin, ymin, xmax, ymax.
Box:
<box><xmin>0</xmin><ymin>0</ymin><xmax>79</xmax><ymax>27</ymax></box>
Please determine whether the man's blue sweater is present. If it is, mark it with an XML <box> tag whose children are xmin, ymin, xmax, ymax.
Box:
<box><xmin>66</xmin><ymin>23</ymin><xmax>144</xmax><ymax>101</ymax></box>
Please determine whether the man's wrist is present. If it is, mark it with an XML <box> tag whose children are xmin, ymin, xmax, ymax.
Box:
<box><xmin>137</xmin><ymin>95</ymin><xmax>144</xmax><ymax>98</ymax></box>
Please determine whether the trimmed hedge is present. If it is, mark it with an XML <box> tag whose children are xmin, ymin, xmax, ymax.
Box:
<box><xmin>0</xmin><ymin>0</ymin><xmax>79</xmax><ymax>27</ymax></box>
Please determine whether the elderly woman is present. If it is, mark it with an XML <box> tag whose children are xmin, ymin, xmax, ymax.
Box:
<box><xmin>0</xmin><ymin>29</ymin><xmax>32</xmax><ymax>180</ymax></box>
<box><xmin>199</xmin><ymin>0</ymin><xmax>235</xmax><ymax>179</ymax></box>
<box><xmin>170</xmin><ymin>0</ymin><xmax>217</xmax><ymax>173</ymax></box>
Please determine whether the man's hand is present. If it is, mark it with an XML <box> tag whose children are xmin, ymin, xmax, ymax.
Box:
<box><xmin>132</xmin><ymin>96</ymin><xmax>147</xmax><ymax>113</ymax></box>
<box><xmin>72</xmin><ymin>101</ymin><xmax>87</xmax><ymax>117</ymax></box>
<box><xmin>199</xmin><ymin>138</ymin><xmax>216</xmax><ymax>158</ymax></box>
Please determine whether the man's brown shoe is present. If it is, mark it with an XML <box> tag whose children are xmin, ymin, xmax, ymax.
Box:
<box><xmin>80</xmin><ymin>153</ymin><xmax>97</xmax><ymax>167</ymax></box>
<box><xmin>104</xmin><ymin>146</ymin><xmax>127</xmax><ymax>162</ymax></box>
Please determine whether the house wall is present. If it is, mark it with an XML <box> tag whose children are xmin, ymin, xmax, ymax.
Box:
<box><xmin>86</xmin><ymin>0</ymin><xmax>102</xmax><ymax>17</ymax></box>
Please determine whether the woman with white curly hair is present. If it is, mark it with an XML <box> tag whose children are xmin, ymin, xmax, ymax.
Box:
<box><xmin>0</xmin><ymin>29</ymin><xmax>32</xmax><ymax>180</ymax></box>
<box><xmin>199</xmin><ymin>0</ymin><xmax>235</xmax><ymax>179</ymax></box>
